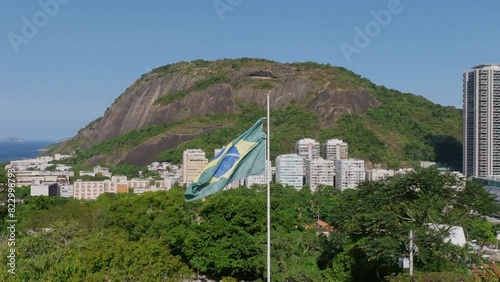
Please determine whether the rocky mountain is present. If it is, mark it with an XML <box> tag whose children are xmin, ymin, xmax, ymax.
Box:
<box><xmin>47</xmin><ymin>58</ymin><xmax>463</xmax><ymax>169</ymax></box>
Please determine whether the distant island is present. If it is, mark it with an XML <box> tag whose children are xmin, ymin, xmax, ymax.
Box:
<box><xmin>0</xmin><ymin>137</ymin><xmax>27</xmax><ymax>143</ymax></box>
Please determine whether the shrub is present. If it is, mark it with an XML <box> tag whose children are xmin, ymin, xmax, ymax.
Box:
<box><xmin>155</xmin><ymin>73</ymin><xmax>230</xmax><ymax>105</ymax></box>
<box><xmin>254</xmin><ymin>81</ymin><xmax>273</xmax><ymax>89</ymax></box>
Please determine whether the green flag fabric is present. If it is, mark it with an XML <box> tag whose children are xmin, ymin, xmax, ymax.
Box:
<box><xmin>184</xmin><ymin>118</ymin><xmax>267</xmax><ymax>202</ymax></box>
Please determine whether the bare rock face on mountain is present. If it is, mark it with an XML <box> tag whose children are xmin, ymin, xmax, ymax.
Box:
<box><xmin>78</xmin><ymin>60</ymin><xmax>377</xmax><ymax>145</ymax></box>
<box><xmin>51</xmin><ymin>59</ymin><xmax>382</xmax><ymax>166</ymax></box>
<box><xmin>80</xmin><ymin>75</ymin><xmax>239</xmax><ymax>147</ymax></box>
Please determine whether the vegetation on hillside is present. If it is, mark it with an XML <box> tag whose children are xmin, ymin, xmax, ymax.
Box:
<box><xmin>52</xmin><ymin>59</ymin><xmax>463</xmax><ymax>169</ymax></box>
<box><xmin>56</xmin><ymin>123</ymin><xmax>179</xmax><ymax>167</ymax></box>
<box><xmin>155</xmin><ymin>73</ymin><xmax>230</xmax><ymax>105</ymax></box>
<box><xmin>61</xmin><ymin>98</ymin><xmax>461</xmax><ymax>170</ymax></box>
<box><xmin>1</xmin><ymin>168</ymin><xmax>498</xmax><ymax>281</ymax></box>
<box><xmin>156</xmin><ymin>104</ymin><xmax>321</xmax><ymax>163</ymax></box>
<box><xmin>253</xmin><ymin>80</ymin><xmax>274</xmax><ymax>89</ymax></box>
<box><xmin>363</xmin><ymin>86</ymin><xmax>462</xmax><ymax>168</ymax></box>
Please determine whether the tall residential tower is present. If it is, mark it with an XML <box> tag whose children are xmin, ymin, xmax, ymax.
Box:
<box><xmin>276</xmin><ymin>154</ymin><xmax>304</xmax><ymax>190</ymax></box>
<box><xmin>322</xmin><ymin>139</ymin><xmax>348</xmax><ymax>161</ymax></box>
<box><xmin>182</xmin><ymin>149</ymin><xmax>208</xmax><ymax>185</ymax></box>
<box><xmin>295</xmin><ymin>138</ymin><xmax>320</xmax><ymax>161</ymax></box>
<box><xmin>463</xmin><ymin>64</ymin><xmax>500</xmax><ymax>177</ymax></box>
<box><xmin>295</xmin><ymin>138</ymin><xmax>320</xmax><ymax>175</ymax></box>
<box><xmin>335</xmin><ymin>159</ymin><xmax>365</xmax><ymax>191</ymax></box>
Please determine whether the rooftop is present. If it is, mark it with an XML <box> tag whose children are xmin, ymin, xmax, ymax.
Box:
<box><xmin>325</xmin><ymin>139</ymin><xmax>347</xmax><ymax>144</ymax></box>
<box><xmin>472</xmin><ymin>64</ymin><xmax>500</xmax><ymax>70</ymax></box>
<box><xmin>296</xmin><ymin>138</ymin><xmax>319</xmax><ymax>144</ymax></box>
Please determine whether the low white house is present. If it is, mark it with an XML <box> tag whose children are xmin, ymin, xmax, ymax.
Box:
<box><xmin>427</xmin><ymin>224</ymin><xmax>467</xmax><ymax>247</ymax></box>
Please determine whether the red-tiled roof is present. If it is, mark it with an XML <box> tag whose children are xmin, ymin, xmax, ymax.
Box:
<box><xmin>317</xmin><ymin>220</ymin><xmax>329</xmax><ymax>228</ymax></box>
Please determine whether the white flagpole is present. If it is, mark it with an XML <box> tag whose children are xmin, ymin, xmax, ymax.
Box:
<box><xmin>266</xmin><ymin>91</ymin><xmax>271</xmax><ymax>282</ymax></box>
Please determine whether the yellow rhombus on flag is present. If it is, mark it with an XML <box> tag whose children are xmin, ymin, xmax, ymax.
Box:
<box><xmin>184</xmin><ymin>118</ymin><xmax>266</xmax><ymax>202</ymax></box>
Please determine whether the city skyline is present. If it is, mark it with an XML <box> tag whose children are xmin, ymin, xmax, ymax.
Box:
<box><xmin>1</xmin><ymin>1</ymin><xmax>500</xmax><ymax>140</ymax></box>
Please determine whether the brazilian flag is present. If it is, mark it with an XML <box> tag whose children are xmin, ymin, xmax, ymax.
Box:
<box><xmin>184</xmin><ymin>118</ymin><xmax>267</xmax><ymax>202</ymax></box>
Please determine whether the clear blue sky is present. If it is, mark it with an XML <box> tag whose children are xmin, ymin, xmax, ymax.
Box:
<box><xmin>1</xmin><ymin>0</ymin><xmax>499</xmax><ymax>140</ymax></box>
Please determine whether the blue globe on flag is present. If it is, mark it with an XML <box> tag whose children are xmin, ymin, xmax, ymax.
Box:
<box><xmin>214</xmin><ymin>146</ymin><xmax>240</xmax><ymax>177</ymax></box>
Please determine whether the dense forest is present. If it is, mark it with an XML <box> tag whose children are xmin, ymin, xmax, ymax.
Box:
<box><xmin>1</xmin><ymin>167</ymin><xmax>500</xmax><ymax>281</ymax></box>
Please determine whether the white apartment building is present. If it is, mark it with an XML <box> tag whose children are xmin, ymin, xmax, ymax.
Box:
<box><xmin>55</xmin><ymin>164</ymin><xmax>72</xmax><ymax>171</ymax></box>
<box><xmin>54</xmin><ymin>154</ymin><xmax>73</xmax><ymax>161</ymax></box>
<box><xmin>245</xmin><ymin>160</ymin><xmax>272</xmax><ymax>187</ymax></box>
<box><xmin>464</xmin><ymin>64</ymin><xmax>500</xmax><ymax>177</ymax></box>
<box><xmin>182</xmin><ymin>149</ymin><xmax>208</xmax><ymax>185</ymax></box>
<box><xmin>335</xmin><ymin>159</ymin><xmax>365</xmax><ymax>191</ymax></box>
<box><xmin>31</xmin><ymin>183</ymin><xmax>59</xmax><ymax>197</ymax></box>
<box><xmin>276</xmin><ymin>154</ymin><xmax>304</xmax><ymax>190</ymax></box>
<box><xmin>58</xmin><ymin>183</ymin><xmax>74</xmax><ymax>198</ymax></box>
<box><xmin>147</xmin><ymin>162</ymin><xmax>182</xmax><ymax>184</ymax></box>
<box><xmin>306</xmin><ymin>158</ymin><xmax>335</xmax><ymax>192</ymax></box>
<box><xmin>296</xmin><ymin>138</ymin><xmax>320</xmax><ymax>174</ymax></box>
<box><xmin>8</xmin><ymin>156</ymin><xmax>54</xmax><ymax>170</ymax></box>
<box><xmin>93</xmin><ymin>166</ymin><xmax>112</xmax><ymax>177</ymax></box>
<box><xmin>128</xmin><ymin>178</ymin><xmax>171</xmax><ymax>190</ymax></box>
<box><xmin>9</xmin><ymin>156</ymin><xmax>54</xmax><ymax>166</ymax></box>
<box><xmin>365</xmin><ymin>169</ymin><xmax>395</xmax><ymax>181</ymax></box>
<box><xmin>295</xmin><ymin>138</ymin><xmax>320</xmax><ymax>161</ymax></box>
<box><xmin>79</xmin><ymin>166</ymin><xmax>112</xmax><ymax>178</ymax></box>
<box><xmin>161</xmin><ymin>170</ymin><xmax>182</xmax><ymax>185</ymax></box>
<box><xmin>73</xmin><ymin>177</ymin><xmax>171</xmax><ymax>200</ymax></box>
<box><xmin>79</xmin><ymin>170</ymin><xmax>96</xmax><ymax>177</ymax></box>
<box><xmin>14</xmin><ymin>170</ymin><xmax>74</xmax><ymax>187</ymax></box>
<box><xmin>73</xmin><ymin>179</ymin><xmax>127</xmax><ymax>200</ymax></box>
<box><xmin>322</xmin><ymin>139</ymin><xmax>348</xmax><ymax>161</ymax></box>
<box><xmin>148</xmin><ymin>162</ymin><xmax>180</xmax><ymax>173</ymax></box>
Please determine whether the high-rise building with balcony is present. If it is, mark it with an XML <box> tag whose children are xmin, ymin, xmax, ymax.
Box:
<box><xmin>295</xmin><ymin>138</ymin><xmax>320</xmax><ymax>174</ymax></box>
<box><xmin>335</xmin><ymin>159</ymin><xmax>365</xmax><ymax>191</ymax></box>
<box><xmin>295</xmin><ymin>138</ymin><xmax>320</xmax><ymax>161</ymax></box>
<box><xmin>322</xmin><ymin>139</ymin><xmax>349</xmax><ymax>161</ymax></box>
<box><xmin>464</xmin><ymin>64</ymin><xmax>500</xmax><ymax>177</ymax></box>
<box><xmin>305</xmin><ymin>158</ymin><xmax>335</xmax><ymax>192</ymax></box>
<box><xmin>182</xmin><ymin>149</ymin><xmax>208</xmax><ymax>185</ymax></box>
<box><xmin>276</xmin><ymin>154</ymin><xmax>304</xmax><ymax>190</ymax></box>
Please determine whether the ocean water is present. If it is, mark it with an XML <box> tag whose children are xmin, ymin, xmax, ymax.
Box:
<box><xmin>0</xmin><ymin>141</ymin><xmax>54</xmax><ymax>163</ymax></box>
